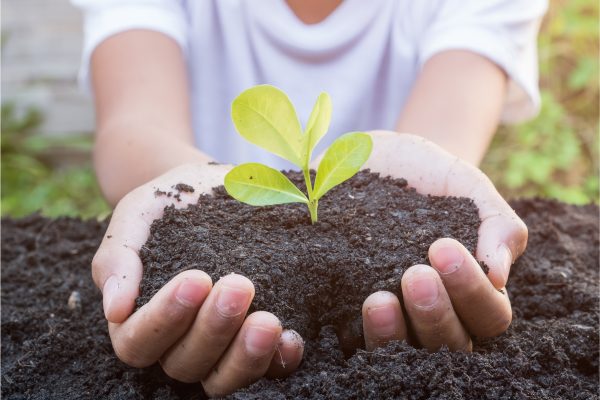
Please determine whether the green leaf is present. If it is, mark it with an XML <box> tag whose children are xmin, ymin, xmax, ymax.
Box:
<box><xmin>313</xmin><ymin>132</ymin><xmax>373</xmax><ymax>200</ymax></box>
<box><xmin>231</xmin><ymin>85</ymin><xmax>304</xmax><ymax>167</ymax></box>
<box><xmin>302</xmin><ymin>92</ymin><xmax>332</xmax><ymax>168</ymax></box>
<box><xmin>224</xmin><ymin>163</ymin><xmax>308</xmax><ymax>206</ymax></box>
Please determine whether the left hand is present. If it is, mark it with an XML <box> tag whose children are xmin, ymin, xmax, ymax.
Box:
<box><xmin>359</xmin><ymin>131</ymin><xmax>528</xmax><ymax>351</ymax></box>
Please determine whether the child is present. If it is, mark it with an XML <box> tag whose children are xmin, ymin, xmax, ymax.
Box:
<box><xmin>73</xmin><ymin>0</ymin><xmax>546</xmax><ymax>396</ymax></box>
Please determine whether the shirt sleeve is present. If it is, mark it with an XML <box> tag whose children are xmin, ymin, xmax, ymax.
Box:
<box><xmin>416</xmin><ymin>0</ymin><xmax>548</xmax><ymax>123</ymax></box>
<box><xmin>71</xmin><ymin>0</ymin><xmax>189</xmax><ymax>93</ymax></box>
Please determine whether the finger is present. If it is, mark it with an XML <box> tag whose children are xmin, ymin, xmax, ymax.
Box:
<box><xmin>159</xmin><ymin>274</ymin><xmax>255</xmax><ymax>382</ymax></box>
<box><xmin>436</xmin><ymin>158</ymin><xmax>527</xmax><ymax>288</ymax></box>
<box><xmin>365</xmin><ymin>131</ymin><xmax>527</xmax><ymax>288</ymax></box>
<box><xmin>362</xmin><ymin>291</ymin><xmax>407</xmax><ymax>351</ymax></box>
<box><xmin>202</xmin><ymin>311</ymin><xmax>282</xmax><ymax>398</ymax></box>
<box><xmin>108</xmin><ymin>269</ymin><xmax>212</xmax><ymax>368</ymax></box>
<box><xmin>475</xmin><ymin>211</ymin><xmax>527</xmax><ymax>289</ymax></box>
<box><xmin>429</xmin><ymin>238</ymin><xmax>512</xmax><ymax>337</ymax></box>
<box><xmin>401</xmin><ymin>265</ymin><xmax>472</xmax><ymax>352</ymax></box>
<box><xmin>266</xmin><ymin>329</ymin><xmax>305</xmax><ymax>379</ymax></box>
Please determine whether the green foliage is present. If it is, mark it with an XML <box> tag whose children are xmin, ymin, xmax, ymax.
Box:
<box><xmin>224</xmin><ymin>163</ymin><xmax>308</xmax><ymax>205</ymax></box>
<box><xmin>313</xmin><ymin>132</ymin><xmax>373</xmax><ymax>200</ymax></box>
<box><xmin>1</xmin><ymin>103</ymin><xmax>110</xmax><ymax>219</ymax></box>
<box><xmin>226</xmin><ymin>86</ymin><xmax>372</xmax><ymax>223</ymax></box>
<box><xmin>231</xmin><ymin>85</ymin><xmax>305</xmax><ymax>168</ymax></box>
<box><xmin>482</xmin><ymin>0</ymin><xmax>599</xmax><ymax>204</ymax></box>
<box><xmin>303</xmin><ymin>92</ymin><xmax>332</xmax><ymax>169</ymax></box>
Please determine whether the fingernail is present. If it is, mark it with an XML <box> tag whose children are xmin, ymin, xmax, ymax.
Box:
<box><xmin>281</xmin><ymin>330</ymin><xmax>304</xmax><ymax>348</ymax></box>
<box><xmin>432</xmin><ymin>245</ymin><xmax>464</xmax><ymax>275</ymax></box>
<box><xmin>216</xmin><ymin>285</ymin><xmax>251</xmax><ymax>317</ymax></box>
<box><xmin>245</xmin><ymin>325</ymin><xmax>279</xmax><ymax>357</ymax></box>
<box><xmin>367</xmin><ymin>305</ymin><xmax>397</xmax><ymax>337</ymax></box>
<box><xmin>102</xmin><ymin>275</ymin><xmax>119</xmax><ymax>319</ymax></box>
<box><xmin>497</xmin><ymin>244</ymin><xmax>513</xmax><ymax>283</ymax></box>
<box><xmin>407</xmin><ymin>271</ymin><xmax>439</xmax><ymax>308</ymax></box>
<box><xmin>175</xmin><ymin>279</ymin><xmax>206</xmax><ymax>308</ymax></box>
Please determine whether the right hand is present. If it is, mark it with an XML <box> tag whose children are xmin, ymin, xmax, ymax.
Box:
<box><xmin>92</xmin><ymin>163</ymin><xmax>304</xmax><ymax>397</ymax></box>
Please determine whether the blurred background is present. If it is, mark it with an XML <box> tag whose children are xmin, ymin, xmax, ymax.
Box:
<box><xmin>1</xmin><ymin>0</ymin><xmax>598</xmax><ymax>219</ymax></box>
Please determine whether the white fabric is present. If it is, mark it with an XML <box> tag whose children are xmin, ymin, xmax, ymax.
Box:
<box><xmin>72</xmin><ymin>0</ymin><xmax>547</xmax><ymax>170</ymax></box>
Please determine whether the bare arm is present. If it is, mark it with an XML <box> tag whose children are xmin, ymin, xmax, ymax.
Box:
<box><xmin>91</xmin><ymin>30</ymin><xmax>213</xmax><ymax>205</ymax></box>
<box><xmin>396</xmin><ymin>50</ymin><xmax>507</xmax><ymax>166</ymax></box>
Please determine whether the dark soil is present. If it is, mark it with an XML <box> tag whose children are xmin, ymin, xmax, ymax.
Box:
<box><xmin>2</xmin><ymin>173</ymin><xmax>598</xmax><ymax>399</ymax></box>
<box><xmin>137</xmin><ymin>171</ymin><xmax>480</xmax><ymax>348</ymax></box>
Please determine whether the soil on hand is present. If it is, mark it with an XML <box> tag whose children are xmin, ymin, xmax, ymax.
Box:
<box><xmin>2</xmin><ymin>172</ymin><xmax>598</xmax><ymax>399</ymax></box>
<box><xmin>137</xmin><ymin>171</ymin><xmax>480</xmax><ymax>349</ymax></box>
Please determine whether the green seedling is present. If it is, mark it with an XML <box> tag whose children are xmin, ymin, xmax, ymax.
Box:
<box><xmin>224</xmin><ymin>85</ymin><xmax>373</xmax><ymax>223</ymax></box>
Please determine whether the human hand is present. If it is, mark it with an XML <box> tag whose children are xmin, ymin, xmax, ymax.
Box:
<box><xmin>360</xmin><ymin>131</ymin><xmax>527</xmax><ymax>351</ymax></box>
<box><xmin>92</xmin><ymin>163</ymin><xmax>304</xmax><ymax>397</ymax></box>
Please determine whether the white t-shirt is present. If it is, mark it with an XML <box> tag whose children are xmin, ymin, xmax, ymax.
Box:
<box><xmin>73</xmin><ymin>0</ymin><xmax>547</xmax><ymax>170</ymax></box>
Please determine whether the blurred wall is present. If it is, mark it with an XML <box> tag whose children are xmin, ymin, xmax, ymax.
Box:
<box><xmin>1</xmin><ymin>0</ymin><xmax>94</xmax><ymax>135</ymax></box>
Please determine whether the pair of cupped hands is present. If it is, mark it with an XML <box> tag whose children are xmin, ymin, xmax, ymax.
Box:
<box><xmin>92</xmin><ymin>131</ymin><xmax>527</xmax><ymax>397</ymax></box>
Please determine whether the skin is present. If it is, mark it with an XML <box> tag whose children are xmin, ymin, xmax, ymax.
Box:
<box><xmin>90</xmin><ymin>17</ymin><xmax>526</xmax><ymax>398</ymax></box>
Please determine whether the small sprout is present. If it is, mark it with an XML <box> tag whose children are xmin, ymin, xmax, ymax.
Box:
<box><xmin>224</xmin><ymin>85</ymin><xmax>372</xmax><ymax>223</ymax></box>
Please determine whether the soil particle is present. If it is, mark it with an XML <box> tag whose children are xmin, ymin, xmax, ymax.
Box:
<box><xmin>1</xmin><ymin>180</ymin><xmax>598</xmax><ymax>399</ymax></box>
<box><xmin>174</xmin><ymin>183</ymin><xmax>195</xmax><ymax>193</ymax></box>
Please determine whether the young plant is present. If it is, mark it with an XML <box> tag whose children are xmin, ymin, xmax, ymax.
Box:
<box><xmin>224</xmin><ymin>85</ymin><xmax>372</xmax><ymax>223</ymax></box>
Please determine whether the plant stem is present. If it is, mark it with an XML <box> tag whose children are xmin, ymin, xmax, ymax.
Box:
<box><xmin>303</xmin><ymin>169</ymin><xmax>313</xmax><ymax>198</ymax></box>
<box><xmin>303</xmin><ymin>168</ymin><xmax>318</xmax><ymax>223</ymax></box>
<box><xmin>308</xmin><ymin>199</ymin><xmax>318</xmax><ymax>224</ymax></box>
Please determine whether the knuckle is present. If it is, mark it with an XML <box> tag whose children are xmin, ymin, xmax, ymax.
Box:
<box><xmin>411</xmin><ymin>303</ymin><xmax>445</xmax><ymax>326</ymax></box>
<box><xmin>457</xmin><ymin>338</ymin><xmax>473</xmax><ymax>353</ymax></box>
<box><xmin>476</xmin><ymin>309</ymin><xmax>512</xmax><ymax>338</ymax></box>
<box><xmin>203</xmin><ymin>382</ymin><xmax>231</xmax><ymax>399</ymax></box>
<box><xmin>112</xmin><ymin>336</ymin><xmax>150</xmax><ymax>368</ymax></box>
<box><xmin>452</xmin><ymin>279</ymin><xmax>488</xmax><ymax>303</ymax></box>
<box><xmin>161</xmin><ymin>300</ymin><xmax>193</xmax><ymax>326</ymax></box>
<box><xmin>490</xmin><ymin>310</ymin><xmax>512</xmax><ymax>336</ymax></box>
<box><xmin>202</xmin><ymin>322</ymin><xmax>239</xmax><ymax>348</ymax></box>
<box><xmin>161</xmin><ymin>360</ymin><xmax>200</xmax><ymax>383</ymax></box>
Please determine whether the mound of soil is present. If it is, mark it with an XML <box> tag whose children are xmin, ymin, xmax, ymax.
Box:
<box><xmin>2</xmin><ymin>173</ymin><xmax>598</xmax><ymax>399</ymax></box>
<box><xmin>137</xmin><ymin>171</ymin><xmax>480</xmax><ymax>349</ymax></box>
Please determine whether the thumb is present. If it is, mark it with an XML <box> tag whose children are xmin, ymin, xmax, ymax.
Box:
<box><xmin>476</xmin><ymin>212</ymin><xmax>528</xmax><ymax>289</ymax></box>
<box><xmin>92</xmin><ymin>186</ymin><xmax>161</xmax><ymax>323</ymax></box>
<box><xmin>92</xmin><ymin>244</ymin><xmax>143</xmax><ymax>323</ymax></box>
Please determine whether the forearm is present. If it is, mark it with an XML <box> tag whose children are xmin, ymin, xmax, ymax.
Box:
<box><xmin>90</xmin><ymin>30</ymin><xmax>205</xmax><ymax>206</ymax></box>
<box><xmin>94</xmin><ymin>125</ymin><xmax>214</xmax><ymax>206</ymax></box>
<box><xmin>396</xmin><ymin>50</ymin><xmax>507</xmax><ymax>166</ymax></box>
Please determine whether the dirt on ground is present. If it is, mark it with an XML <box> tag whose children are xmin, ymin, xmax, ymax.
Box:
<box><xmin>2</xmin><ymin>171</ymin><xmax>598</xmax><ymax>399</ymax></box>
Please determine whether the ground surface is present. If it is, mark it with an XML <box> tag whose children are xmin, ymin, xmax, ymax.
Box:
<box><xmin>2</xmin><ymin>172</ymin><xmax>598</xmax><ymax>399</ymax></box>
